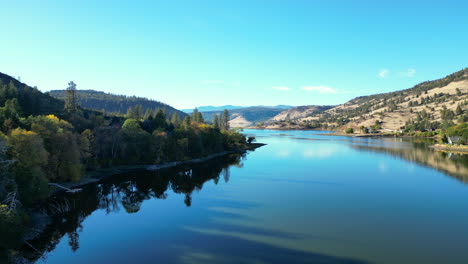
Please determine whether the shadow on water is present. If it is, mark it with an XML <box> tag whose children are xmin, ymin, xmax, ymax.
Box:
<box><xmin>350</xmin><ymin>138</ymin><xmax>468</xmax><ymax>183</ymax></box>
<box><xmin>11</xmin><ymin>154</ymin><xmax>243</xmax><ymax>263</ymax></box>
<box><xmin>10</xmin><ymin>152</ymin><xmax>371</xmax><ymax>264</ymax></box>
<box><xmin>167</xmin><ymin>233</ymin><xmax>370</xmax><ymax>264</ymax></box>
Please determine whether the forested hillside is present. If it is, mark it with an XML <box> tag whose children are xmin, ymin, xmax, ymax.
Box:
<box><xmin>0</xmin><ymin>73</ymin><xmax>248</xmax><ymax>252</ymax></box>
<box><xmin>0</xmin><ymin>73</ymin><xmax>64</xmax><ymax>119</ymax></box>
<box><xmin>265</xmin><ymin>68</ymin><xmax>468</xmax><ymax>135</ymax></box>
<box><xmin>48</xmin><ymin>89</ymin><xmax>187</xmax><ymax>119</ymax></box>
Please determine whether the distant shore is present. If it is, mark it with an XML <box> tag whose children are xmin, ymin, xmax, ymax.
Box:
<box><xmin>245</xmin><ymin>126</ymin><xmax>336</xmax><ymax>132</ymax></box>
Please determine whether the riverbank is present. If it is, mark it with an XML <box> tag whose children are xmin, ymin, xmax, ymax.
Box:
<box><xmin>430</xmin><ymin>144</ymin><xmax>468</xmax><ymax>153</ymax></box>
<box><xmin>317</xmin><ymin>131</ymin><xmax>443</xmax><ymax>140</ymax></box>
<box><xmin>50</xmin><ymin>143</ymin><xmax>266</xmax><ymax>193</ymax></box>
<box><xmin>19</xmin><ymin>143</ymin><xmax>266</xmax><ymax>248</ymax></box>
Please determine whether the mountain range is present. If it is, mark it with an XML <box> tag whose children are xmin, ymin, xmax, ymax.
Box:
<box><xmin>182</xmin><ymin>105</ymin><xmax>292</xmax><ymax>113</ymax></box>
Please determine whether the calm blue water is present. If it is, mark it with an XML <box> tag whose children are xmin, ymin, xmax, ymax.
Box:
<box><xmin>28</xmin><ymin>130</ymin><xmax>468</xmax><ymax>264</ymax></box>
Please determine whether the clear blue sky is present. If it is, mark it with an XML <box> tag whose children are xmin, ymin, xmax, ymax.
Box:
<box><xmin>1</xmin><ymin>0</ymin><xmax>467</xmax><ymax>109</ymax></box>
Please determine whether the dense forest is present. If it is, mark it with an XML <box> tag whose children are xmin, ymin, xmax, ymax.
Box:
<box><xmin>48</xmin><ymin>89</ymin><xmax>187</xmax><ymax>120</ymax></box>
<box><xmin>0</xmin><ymin>72</ymin><xmax>248</xmax><ymax>252</ymax></box>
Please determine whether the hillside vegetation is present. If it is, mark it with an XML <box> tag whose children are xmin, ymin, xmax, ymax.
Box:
<box><xmin>0</xmin><ymin>73</ymin><xmax>248</xmax><ymax>252</ymax></box>
<box><xmin>264</xmin><ymin>68</ymin><xmax>468</xmax><ymax>134</ymax></box>
<box><xmin>48</xmin><ymin>89</ymin><xmax>186</xmax><ymax>119</ymax></box>
<box><xmin>0</xmin><ymin>73</ymin><xmax>64</xmax><ymax>119</ymax></box>
<box><xmin>200</xmin><ymin>106</ymin><xmax>289</xmax><ymax>128</ymax></box>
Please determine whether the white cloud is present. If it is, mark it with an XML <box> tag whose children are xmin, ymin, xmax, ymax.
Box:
<box><xmin>272</xmin><ymin>86</ymin><xmax>290</xmax><ymax>91</ymax></box>
<box><xmin>302</xmin><ymin>85</ymin><xmax>337</xmax><ymax>94</ymax></box>
<box><xmin>378</xmin><ymin>69</ymin><xmax>390</xmax><ymax>78</ymax></box>
<box><xmin>402</xmin><ymin>68</ymin><xmax>416</xmax><ymax>77</ymax></box>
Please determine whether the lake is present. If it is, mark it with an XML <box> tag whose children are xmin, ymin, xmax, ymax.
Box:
<box><xmin>23</xmin><ymin>130</ymin><xmax>468</xmax><ymax>264</ymax></box>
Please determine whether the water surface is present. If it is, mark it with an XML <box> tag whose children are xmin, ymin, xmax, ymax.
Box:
<box><xmin>23</xmin><ymin>130</ymin><xmax>468</xmax><ymax>263</ymax></box>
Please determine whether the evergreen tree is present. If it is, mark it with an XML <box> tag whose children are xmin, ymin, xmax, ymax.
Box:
<box><xmin>65</xmin><ymin>81</ymin><xmax>78</xmax><ymax>113</ymax></box>
<box><xmin>170</xmin><ymin>113</ymin><xmax>180</xmax><ymax>127</ymax></box>
<box><xmin>126</xmin><ymin>106</ymin><xmax>135</xmax><ymax>119</ymax></box>
<box><xmin>221</xmin><ymin>109</ymin><xmax>230</xmax><ymax>130</ymax></box>
<box><xmin>182</xmin><ymin>116</ymin><xmax>191</xmax><ymax>129</ymax></box>
<box><xmin>196</xmin><ymin>112</ymin><xmax>204</xmax><ymax>123</ymax></box>
<box><xmin>153</xmin><ymin>109</ymin><xmax>166</xmax><ymax>130</ymax></box>
<box><xmin>144</xmin><ymin>108</ymin><xmax>154</xmax><ymax>120</ymax></box>
<box><xmin>213</xmin><ymin>114</ymin><xmax>220</xmax><ymax>129</ymax></box>
<box><xmin>191</xmin><ymin>108</ymin><xmax>204</xmax><ymax>123</ymax></box>
<box><xmin>134</xmin><ymin>104</ymin><xmax>143</xmax><ymax>120</ymax></box>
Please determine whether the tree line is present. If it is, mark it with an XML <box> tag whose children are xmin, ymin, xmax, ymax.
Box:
<box><xmin>0</xmin><ymin>74</ymin><xmax>247</xmax><ymax>250</ymax></box>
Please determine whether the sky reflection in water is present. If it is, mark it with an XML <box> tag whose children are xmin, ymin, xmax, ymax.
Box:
<box><xmin>26</xmin><ymin>130</ymin><xmax>468</xmax><ymax>264</ymax></box>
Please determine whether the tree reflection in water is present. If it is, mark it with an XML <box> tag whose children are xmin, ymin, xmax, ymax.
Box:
<box><xmin>15</xmin><ymin>153</ymin><xmax>245</xmax><ymax>263</ymax></box>
<box><xmin>351</xmin><ymin>139</ymin><xmax>468</xmax><ymax>183</ymax></box>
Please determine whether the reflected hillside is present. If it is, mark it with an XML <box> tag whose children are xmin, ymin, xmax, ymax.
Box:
<box><xmin>11</xmin><ymin>154</ymin><xmax>244</xmax><ymax>263</ymax></box>
<box><xmin>351</xmin><ymin>140</ymin><xmax>468</xmax><ymax>183</ymax></box>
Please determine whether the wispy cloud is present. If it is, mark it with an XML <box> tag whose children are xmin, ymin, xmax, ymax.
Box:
<box><xmin>378</xmin><ymin>69</ymin><xmax>390</xmax><ymax>78</ymax></box>
<box><xmin>272</xmin><ymin>86</ymin><xmax>290</xmax><ymax>91</ymax></box>
<box><xmin>401</xmin><ymin>68</ymin><xmax>416</xmax><ymax>77</ymax></box>
<box><xmin>302</xmin><ymin>85</ymin><xmax>337</xmax><ymax>94</ymax></box>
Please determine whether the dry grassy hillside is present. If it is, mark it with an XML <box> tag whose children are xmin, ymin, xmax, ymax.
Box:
<box><xmin>268</xmin><ymin>105</ymin><xmax>333</xmax><ymax>122</ymax></box>
<box><xmin>264</xmin><ymin>68</ymin><xmax>468</xmax><ymax>132</ymax></box>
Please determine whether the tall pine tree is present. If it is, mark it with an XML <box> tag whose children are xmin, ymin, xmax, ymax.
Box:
<box><xmin>65</xmin><ymin>81</ymin><xmax>78</xmax><ymax>113</ymax></box>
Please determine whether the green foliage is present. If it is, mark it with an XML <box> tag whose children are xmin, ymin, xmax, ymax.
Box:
<box><xmin>25</xmin><ymin>115</ymin><xmax>84</xmax><ymax>182</ymax></box>
<box><xmin>48</xmin><ymin>89</ymin><xmax>186</xmax><ymax>120</ymax></box>
<box><xmin>8</xmin><ymin>129</ymin><xmax>50</xmax><ymax>205</ymax></box>
<box><xmin>0</xmin><ymin>73</ymin><xmax>63</xmax><ymax>120</ymax></box>
<box><xmin>0</xmin><ymin>72</ymin><xmax>252</xmax><ymax>246</ymax></box>
<box><xmin>222</xmin><ymin>129</ymin><xmax>246</xmax><ymax>149</ymax></box>
<box><xmin>0</xmin><ymin>133</ymin><xmax>14</xmax><ymax>202</ymax></box>
<box><xmin>221</xmin><ymin>109</ymin><xmax>230</xmax><ymax>130</ymax></box>
<box><xmin>65</xmin><ymin>81</ymin><xmax>79</xmax><ymax>113</ymax></box>
<box><xmin>446</xmin><ymin>123</ymin><xmax>468</xmax><ymax>145</ymax></box>
<box><xmin>191</xmin><ymin>108</ymin><xmax>204</xmax><ymax>124</ymax></box>
<box><xmin>0</xmin><ymin>205</ymin><xmax>28</xmax><ymax>248</ymax></box>
<box><xmin>122</xmin><ymin>119</ymin><xmax>141</xmax><ymax>130</ymax></box>
<box><xmin>345</xmin><ymin>127</ymin><xmax>354</xmax><ymax>134</ymax></box>
<box><xmin>359</xmin><ymin>126</ymin><xmax>369</xmax><ymax>133</ymax></box>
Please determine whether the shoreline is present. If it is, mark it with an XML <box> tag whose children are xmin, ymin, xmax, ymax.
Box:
<box><xmin>245</xmin><ymin>127</ymin><xmax>336</xmax><ymax>132</ymax></box>
<box><xmin>21</xmin><ymin>143</ymin><xmax>266</xmax><ymax>244</ymax></box>
<box><xmin>430</xmin><ymin>144</ymin><xmax>468</xmax><ymax>153</ymax></box>
<box><xmin>51</xmin><ymin>143</ymin><xmax>266</xmax><ymax>193</ymax></box>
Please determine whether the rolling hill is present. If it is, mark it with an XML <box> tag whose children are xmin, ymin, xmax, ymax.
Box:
<box><xmin>264</xmin><ymin>68</ymin><xmax>468</xmax><ymax>131</ymax></box>
<box><xmin>267</xmin><ymin>105</ymin><xmax>334</xmax><ymax>123</ymax></box>
<box><xmin>48</xmin><ymin>90</ymin><xmax>187</xmax><ymax>119</ymax></box>
<box><xmin>199</xmin><ymin>106</ymin><xmax>291</xmax><ymax>127</ymax></box>
<box><xmin>0</xmin><ymin>72</ymin><xmax>64</xmax><ymax>117</ymax></box>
